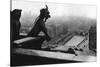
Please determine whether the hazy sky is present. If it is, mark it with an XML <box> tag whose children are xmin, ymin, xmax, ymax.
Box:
<box><xmin>12</xmin><ymin>0</ymin><xmax>96</xmax><ymax>19</ymax></box>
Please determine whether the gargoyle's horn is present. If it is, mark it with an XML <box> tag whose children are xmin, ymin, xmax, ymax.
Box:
<box><xmin>45</xmin><ymin>5</ymin><xmax>48</xmax><ymax>10</ymax></box>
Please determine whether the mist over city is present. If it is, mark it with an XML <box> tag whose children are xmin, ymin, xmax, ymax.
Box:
<box><xmin>19</xmin><ymin>11</ymin><xmax>96</xmax><ymax>38</ymax></box>
<box><xmin>11</xmin><ymin>0</ymin><xmax>96</xmax><ymax>38</ymax></box>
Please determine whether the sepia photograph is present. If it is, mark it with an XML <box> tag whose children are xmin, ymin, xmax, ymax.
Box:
<box><xmin>11</xmin><ymin>0</ymin><xmax>97</xmax><ymax>66</ymax></box>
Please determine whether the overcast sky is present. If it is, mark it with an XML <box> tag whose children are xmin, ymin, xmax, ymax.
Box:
<box><xmin>12</xmin><ymin>0</ymin><xmax>96</xmax><ymax>19</ymax></box>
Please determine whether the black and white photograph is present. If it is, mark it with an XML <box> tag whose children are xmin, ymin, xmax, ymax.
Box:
<box><xmin>11</xmin><ymin>0</ymin><xmax>97</xmax><ymax>66</ymax></box>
